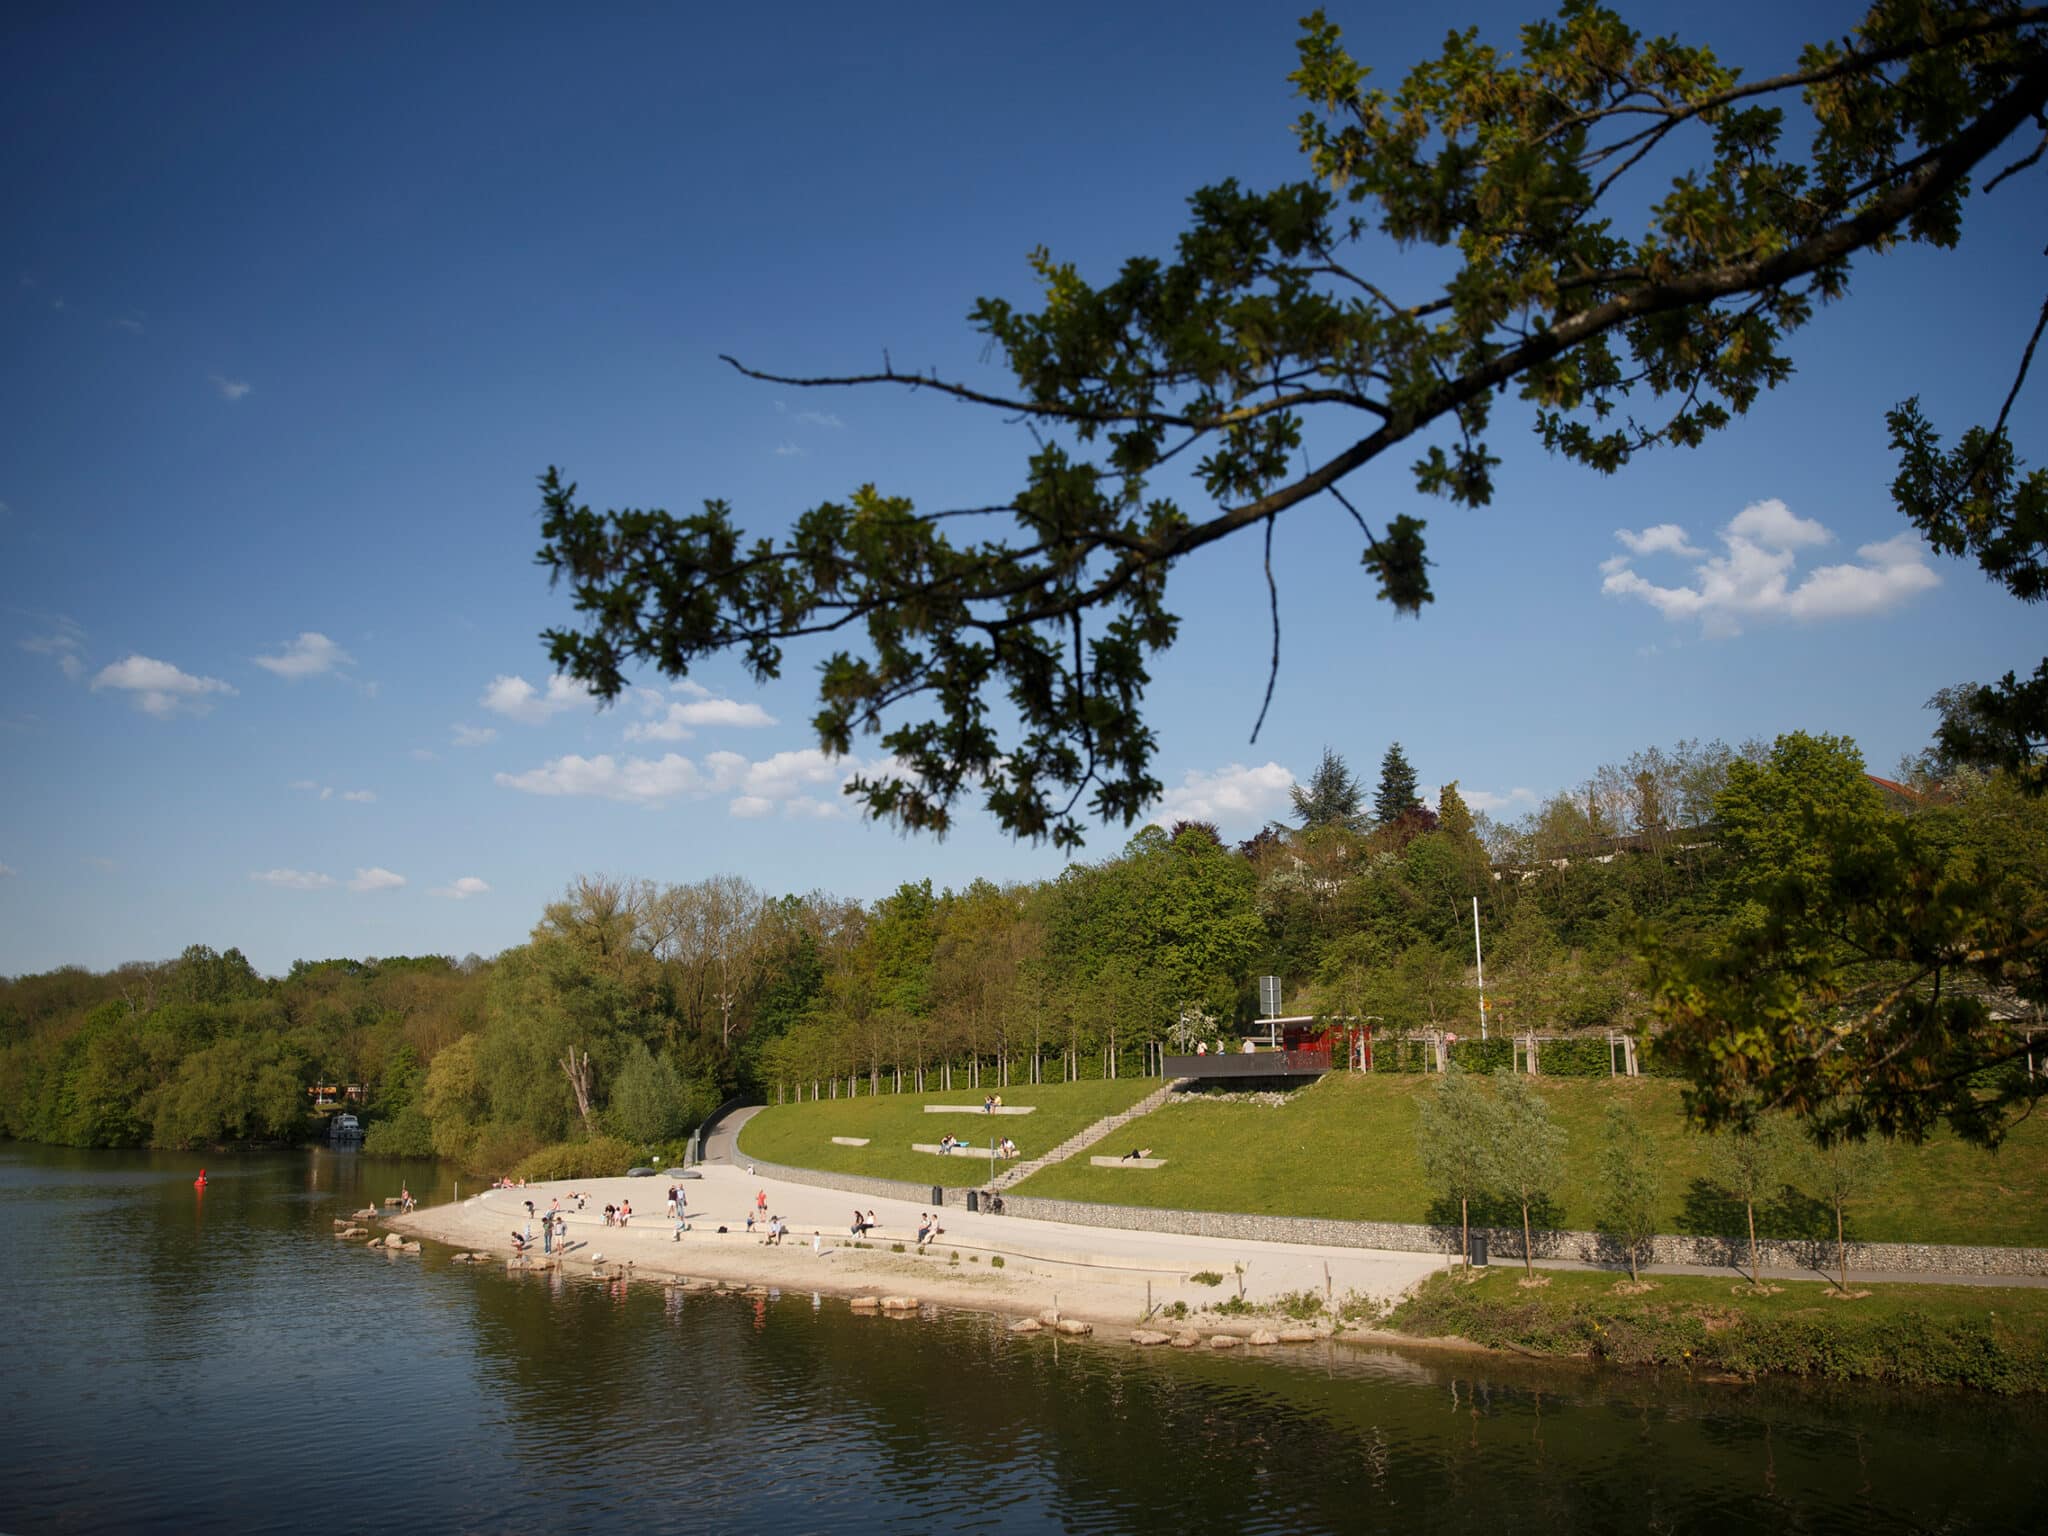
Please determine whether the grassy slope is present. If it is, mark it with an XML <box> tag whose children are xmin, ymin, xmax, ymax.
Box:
<box><xmin>734</xmin><ymin>1078</ymin><xmax>1159</xmax><ymax>1189</ymax></box>
<box><xmin>1008</xmin><ymin>1073</ymin><xmax>2048</xmax><ymax>1247</ymax></box>
<box><xmin>1386</xmin><ymin>1267</ymin><xmax>2048</xmax><ymax>1392</ymax></box>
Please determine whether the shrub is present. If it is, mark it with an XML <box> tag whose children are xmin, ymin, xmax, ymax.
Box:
<box><xmin>990</xmin><ymin>1255</ymin><xmax>1005</xmax><ymax>1268</ymax></box>
<box><xmin>510</xmin><ymin>1134</ymin><xmax>639</xmax><ymax>1183</ymax></box>
<box><xmin>1274</xmin><ymin>1289</ymin><xmax>1326</xmax><ymax>1320</ymax></box>
<box><xmin>1212</xmin><ymin>1295</ymin><xmax>1255</xmax><ymax>1316</ymax></box>
<box><xmin>1190</xmin><ymin>1270</ymin><xmax>1225</xmax><ymax>1287</ymax></box>
<box><xmin>891</xmin><ymin>1243</ymin><xmax>905</xmax><ymax>1253</ymax></box>
<box><xmin>1534</xmin><ymin>1037</ymin><xmax>1615</xmax><ymax>1077</ymax></box>
<box><xmin>362</xmin><ymin>1105</ymin><xmax>435</xmax><ymax>1158</ymax></box>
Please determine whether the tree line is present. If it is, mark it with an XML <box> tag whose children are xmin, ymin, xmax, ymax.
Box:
<box><xmin>3</xmin><ymin>721</ymin><xmax>2041</xmax><ymax>1165</ymax></box>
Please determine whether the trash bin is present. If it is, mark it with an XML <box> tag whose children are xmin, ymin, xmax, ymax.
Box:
<box><xmin>1469</xmin><ymin>1232</ymin><xmax>1489</xmax><ymax>1268</ymax></box>
<box><xmin>966</xmin><ymin>1189</ymin><xmax>980</xmax><ymax>1213</ymax></box>
<box><xmin>931</xmin><ymin>1185</ymin><xmax>944</xmax><ymax>1207</ymax></box>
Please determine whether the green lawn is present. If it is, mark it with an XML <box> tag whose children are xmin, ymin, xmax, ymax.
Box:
<box><xmin>735</xmin><ymin>1078</ymin><xmax>1159</xmax><ymax>1188</ymax></box>
<box><xmin>1385</xmin><ymin>1266</ymin><xmax>2048</xmax><ymax>1392</ymax></box>
<box><xmin>1008</xmin><ymin>1073</ymin><xmax>2048</xmax><ymax>1247</ymax></box>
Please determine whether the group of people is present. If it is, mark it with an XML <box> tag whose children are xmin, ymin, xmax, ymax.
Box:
<box><xmin>981</xmin><ymin>1093</ymin><xmax>1005</xmax><ymax>1112</ymax></box>
<box><xmin>915</xmin><ymin>1212</ymin><xmax>944</xmax><ymax>1243</ymax></box>
<box><xmin>850</xmin><ymin>1209</ymin><xmax>881</xmax><ymax>1236</ymax></box>
<box><xmin>603</xmin><ymin>1199</ymin><xmax>633</xmax><ymax>1227</ymax></box>
<box><xmin>666</xmin><ymin>1183</ymin><xmax>690</xmax><ymax>1240</ymax></box>
<box><xmin>511</xmin><ymin>1197</ymin><xmax>570</xmax><ymax>1258</ymax></box>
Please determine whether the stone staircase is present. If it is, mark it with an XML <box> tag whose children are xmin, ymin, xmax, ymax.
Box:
<box><xmin>988</xmin><ymin>1078</ymin><xmax>1185</xmax><ymax>1191</ymax></box>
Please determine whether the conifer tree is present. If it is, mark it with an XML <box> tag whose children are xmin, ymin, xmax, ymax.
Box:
<box><xmin>1373</xmin><ymin>742</ymin><xmax>1421</xmax><ymax>827</ymax></box>
<box><xmin>1288</xmin><ymin>746</ymin><xmax>1366</xmax><ymax>832</ymax></box>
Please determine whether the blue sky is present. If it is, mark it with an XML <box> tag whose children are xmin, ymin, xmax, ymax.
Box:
<box><xmin>2</xmin><ymin>1</ymin><xmax>2040</xmax><ymax>975</ymax></box>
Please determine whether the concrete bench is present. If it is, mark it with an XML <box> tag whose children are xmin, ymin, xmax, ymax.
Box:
<box><xmin>1089</xmin><ymin>1156</ymin><xmax>1167</xmax><ymax>1169</ymax></box>
<box><xmin>830</xmin><ymin>1136</ymin><xmax>870</xmax><ymax>1147</ymax></box>
<box><xmin>922</xmin><ymin>1104</ymin><xmax>1037</xmax><ymax>1114</ymax></box>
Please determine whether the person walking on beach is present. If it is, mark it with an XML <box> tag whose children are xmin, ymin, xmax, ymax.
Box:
<box><xmin>542</xmin><ymin>1210</ymin><xmax>554</xmax><ymax>1255</ymax></box>
<box><xmin>756</xmin><ymin>1188</ymin><xmax>768</xmax><ymax>1218</ymax></box>
<box><xmin>672</xmin><ymin>1187</ymin><xmax>688</xmax><ymax>1242</ymax></box>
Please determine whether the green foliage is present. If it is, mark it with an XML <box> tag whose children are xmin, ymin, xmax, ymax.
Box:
<box><xmin>1387</xmin><ymin>1268</ymin><xmax>2048</xmax><ymax>1394</ymax></box>
<box><xmin>1492</xmin><ymin>1069</ymin><xmax>1567</xmax><ymax>1272</ymax></box>
<box><xmin>1416</xmin><ymin>1066</ymin><xmax>1500</xmax><ymax>1255</ymax></box>
<box><xmin>362</xmin><ymin>1105</ymin><xmax>436</xmax><ymax>1158</ymax></box>
<box><xmin>1651</xmin><ymin>734</ymin><xmax>2047</xmax><ymax>1146</ymax></box>
<box><xmin>1596</xmin><ymin>1102</ymin><xmax>1662</xmax><ymax>1280</ymax></box>
<box><xmin>509</xmin><ymin>1135</ymin><xmax>639</xmax><ymax>1183</ymax></box>
<box><xmin>1290</xmin><ymin>747</ymin><xmax>1367</xmax><ymax>831</ymax></box>
<box><xmin>603</xmin><ymin>1042</ymin><xmax>692</xmax><ymax>1145</ymax></box>
<box><xmin>1273</xmin><ymin>1289</ymin><xmax>1328</xmax><ymax>1320</ymax></box>
<box><xmin>1372</xmin><ymin>743</ymin><xmax>1422</xmax><ymax>827</ymax></box>
<box><xmin>1190</xmin><ymin>1270</ymin><xmax>1225</xmax><ymax>1287</ymax></box>
<box><xmin>534</xmin><ymin>4</ymin><xmax>2047</xmax><ymax>846</ymax></box>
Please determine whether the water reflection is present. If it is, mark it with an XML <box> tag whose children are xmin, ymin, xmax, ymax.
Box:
<box><xmin>1</xmin><ymin>1143</ymin><xmax>2043</xmax><ymax>1534</ymax></box>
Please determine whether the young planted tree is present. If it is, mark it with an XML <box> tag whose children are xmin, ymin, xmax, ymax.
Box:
<box><xmin>1490</xmin><ymin>1070</ymin><xmax>1566</xmax><ymax>1276</ymax></box>
<box><xmin>1416</xmin><ymin>1066</ymin><xmax>1500</xmax><ymax>1267</ymax></box>
<box><xmin>1807</xmin><ymin>1129</ymin><xmax>1890</xmax><ymax>1292</ymax></box>
<box><xmin>1706</xmin><ymin>1118</ymin><xmax>1789</xmax><ymax>1285</ymax></box>
<box><xmin>1596</xmin><ymin>1101</ymin><xmax>1662</xmax><ymax>1283</ymax></box>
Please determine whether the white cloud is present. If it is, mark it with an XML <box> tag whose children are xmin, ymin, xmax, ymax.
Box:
<box><xmin>624</xmin><ymin>695</ymin><xmax>777</xmax><ymax>742</ymax></box>
<box><xmin>1462</xmin><ymin>786</ymin><xmax>1537</xmax><ymax>815</ymax></box>
<box><xmin>773</xmin><ymin>441</ymin><xmax>806</xmax><ymax>458</ymax></box>
<box><xmin>451</xmin><ymin>722</ymin><xmax>498</xmax><ymax>747</ymax></box>
<box><xmin>347</xmin><ymin>866</ymin><xmax>406</xmax><ymax>893</ymax></box>
<box><xmin>1147</xmin><ymin>761</ymin><xmax>1296</xmax><ymax>830</ymax></box>
<box><xmin>251</xmin><ymin>868</ymin><xmax>334</xmax><ymax>891</ymax></box>
<box><xmin>253</xmin><ymin>631</ymin><xmax>353</xmax><ymax>679</ymax></box>
<box><xmin>1601</xmin><ymin>498</ymin><xmax>1939</xmax><ymax>636</ymax></box>
<box><xmin>496</xmin><ymin>752</ymin><xmax>709</xmax><ymax>806</ymax></box>
<box><xmin>339</xmin><ymin>789</ymin><xmax>376</xmax><ymax>803</ymax></box>
<box><xmin>479</xmin><ymin>672</ymin><xmax>595</xmax><ymax>723</ymax></box>
<box><xmin>211</xmin><ymin>375</ymin><xmax>252</xmax><ymax>401</ymax></box>
<box><xmin>90</xmin><ymin>653</ymin><xmax>237</xmax><ymax>717</ymax></box>
<box><xmin>433</xmin><ymin>875</ymin><xmax>491</xmax><ymax>899</ymax></box>
<box><xmin>0</xmin><ymin>860</ymin><xmax>15</xmax><ymax>877</ymax></box>
<box><xmin>794</xmin><ymin>410</ymin><xmax>844</xmax><ymax>430</ymax></box>
<box><xmin>20</xmin><ymin>619</ymin><xmax>87</xmax><ymax>681</ymax></box>
<box><xmin>410</xmin><ymin>748</ymin><xmax>439</xmax><ymax>762</ymax></box>
<box><xmin>497</xmin><ymin>744</ymin><xmax>867</xmax><ymax>816</ymax></box>
<box><xmin>1613</xmin><ymin>523</ymin><xmax>1702</xmax><ymax>559</ymax></box>
<box><xmin>84</xmin><ymin>855</ymin><xmax>117</xmax><ymax>871</ymax></box>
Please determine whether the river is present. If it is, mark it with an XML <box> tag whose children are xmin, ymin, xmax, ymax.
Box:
<box><xmin>1</xmin><ymin>1143</ymin><xmax>2041</xmax><ymax>1533</ymax></box>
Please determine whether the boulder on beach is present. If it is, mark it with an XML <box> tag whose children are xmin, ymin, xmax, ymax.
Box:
<box><xmin>1247</xmin><ymin>1329</ymin><xmax>1279</xmax><ymax>1346</ymax></box>
<box><xmin>1008</xmin><ymin>1318</ymin><xmax>1043</xmax><ymax>1334</ymax></box>
<box><xmin>1036</xmin><ymin>1308</ymin><xmax>1061</xmax><ymax>1326</ymax></box>
<box><xmin>879</xmin><ymin>1295</ymin><xmax>919</xmax><ymax>1311</ymax></box>
<box><xmin>849</xmin><ymin>1297</ymin><xmax>880</xmax><ymax>1312</ymax></box>
<box><xmin>402</xmin><ymin>1241</ymin><xmax>421</xmax><ymax>1254</ymax></box>
<box><xmin>384</xmin><ymin>1233</ymin><xmax>405</xmax><ymax>1249</ymax></box>
<box><xmin>1276</xmin><ymin>1327</ymin><xmax>1320</xmax><ymax>1343</ymax></box>
<box><xmin>1209</xmin><ymin>1334</ymin><xmax>1240</xmax><ymax>1350</ymax></box>
<box><xmin>1171</xmin><ymin>1332</ymin><xmax>1201</xmax><ymax>1349</ymax></box>
<box><xmin>1129</xmin><ymin>1329</ymin><xmax>1171</xmax><ymax>1346</ymax></box>
<box><xmin>1055</xmin><ymin>1318</ymin><xmax>1093</xmax><ymax>1336</ymax></box>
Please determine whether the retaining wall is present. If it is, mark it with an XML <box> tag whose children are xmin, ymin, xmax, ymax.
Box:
<box><xmin>991</xmin><ymin>1192</ymin><xmax>2048</xmax><ymax>1276</ymax></box>
<box><xmin>735</xmin><ymin>1148</ymin><xmax>2048</xmax><ymax>1276</ymax></box>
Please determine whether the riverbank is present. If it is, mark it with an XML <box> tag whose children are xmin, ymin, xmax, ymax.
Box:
<box><xmin>1384</xmin><ymin>1267</ymin><xmax>2048</xmax><ymax>1394</ymax></box>
<box><xmin>387</xmin><ymin>1162</ymin><xmax>1442</xmax><ymax>1332</ymax></box>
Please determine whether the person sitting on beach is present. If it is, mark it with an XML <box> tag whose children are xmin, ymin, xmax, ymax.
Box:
<box><xmin>865</xmin><ymin>1209</ymin><xmax>878</xmax><ymax>1234</ymax></box>
<box><xmin>993</xmin><ymin>1095</ymin><xmax>1002</xmax><ymax>1109</ymax></box>
<box><xmin>746</xmin><ymin>1209</ymin><xmax>756</xmax><ymax>1233</ymax></box>
<box><xmin>618</xmin><ymin>1199</ymin><xmax>631</xmax><ymax>1227</ymax></box>
<box><xmin>764</xmin><ymin>1215</ymin><xmax>784</xmax><ymax>1245</ymax></box>
<box><xmin>916</xmin><ymin>1214</ymin><xmax>932</xmax><ymax>1243</ymax></box>
<box><xmin>851</xmin><ymin>1209</ymin><xmax>866</xmax><ymax>1235</ymax></box>
<box><xmin>984</xmin><ymin>1094</ymin><xmax>994</xmax><ymax>1113</ymax></box>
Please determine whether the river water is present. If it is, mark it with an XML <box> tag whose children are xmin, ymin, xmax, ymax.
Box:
<box><xmin>2</xmin><ymin>1143</ymin><xmax>2042</xmax><ymax>1533</ymax></box>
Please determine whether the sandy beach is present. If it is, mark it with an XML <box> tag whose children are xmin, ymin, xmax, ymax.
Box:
<box><xmin>387</xmin><ymin>1162</ymin><xmax>1444</xmax><ymax>1333</ymax></box>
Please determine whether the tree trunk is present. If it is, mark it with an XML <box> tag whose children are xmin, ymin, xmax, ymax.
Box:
<box><xmin>1522</xmin><ymin>1198</ymin><xmax>1534</xmax><ymax>1277</ymax></box>
<box><xmin>558</xmin><ymin>1047</ymin><xmax>594</xmax><ymax>1134</ymax></box>
<box><xmin>1460</xmin><ymin>1195</ymin><xmax>1469</xmax><ymax>1271</ymax></box>
<box><xmin>1836</xmin><ymin>1201</ymin><xmax>1847</xmax><ymax>1292</ymax></box>
<box><xmin>1746</xmin><ymin>1200</ymin><xmax>1760</xmax><ymax>1285</ymax></box>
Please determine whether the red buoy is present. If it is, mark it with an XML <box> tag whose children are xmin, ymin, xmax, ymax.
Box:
<box><xmin>194</xmin><ymin>1168</ymin><xmax>207</xmax><ymax>1188</ymax></box>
